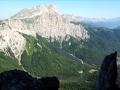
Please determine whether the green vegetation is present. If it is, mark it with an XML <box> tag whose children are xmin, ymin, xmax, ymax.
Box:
<box><xmin>20</xmin><ymin>34</ymin><xmax>97</xmax><ymax>90</ymax></box>
<box><xmin>71</xmin><ymin>21</ymin><xmax>120</xmax><ymax>64</ymax></box>
<box><xmin>0</xmin><ymin>25</ymin><xmax>120</xmax><ymax>89</ymax></box>
<box><xmin>0</xmin><ymin>52</ymin><xmax>22</xmax><ymax>72</ymax></box>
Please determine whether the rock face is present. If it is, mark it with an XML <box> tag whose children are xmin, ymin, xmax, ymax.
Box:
<box><xmin>0</xmin><ymin>30</ymin><xmax>26</xmax><ymax>63</ymax></box>
<box><xmin>0</xmin><ymin>29</ymin><xmax>37</xmax><ymax>64</ymax></box>
<box><xmin>96</xmin><ymin>52</ymin><xmax>120</xmax><ymax>90</ymax></box>
<box><xmin>0</xmin><ymin>69</ymin><xmax>59</xmax><ymax>90</ymax></box>
<box><xmin>0</xmin><ymin>4</ymin><xmax>89</xmax><ymax>41</ymax></box>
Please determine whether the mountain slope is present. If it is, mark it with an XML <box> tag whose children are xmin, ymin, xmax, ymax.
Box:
<box><xmin>0</xmin><ymin>32</ymin><xmax>96</xmax><ymax>90</ymax></box>
<box><xmin>70</xmin><ymin>21</ymin><xmax>120</xmax><ymax>64</ymax></box>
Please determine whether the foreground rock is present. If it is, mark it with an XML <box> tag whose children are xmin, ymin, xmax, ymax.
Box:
<box><xmin>0</xmin><ymin>70</ymin><xmax>59</xmax><ymax>90</ymax></box>
<box><xmin>96</xmin><ymin>52</ymin><xmax>120</xmax><ymax>90</ymax></box>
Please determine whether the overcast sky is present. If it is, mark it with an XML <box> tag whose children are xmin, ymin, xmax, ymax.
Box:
<box><xmin>0</xmin><ymin>0</ymin><xmax>120</xmax><ymax>20</ymax></box>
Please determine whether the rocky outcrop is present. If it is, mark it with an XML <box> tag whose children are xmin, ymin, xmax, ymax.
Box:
<box><xmin>0</xmin><ymin>69</ymin><xmax>59</xmax><ymax>90</ymax></box>
<box><xmin>96</xmin><ymin>52</ymin><xmax>120</xmax><ymax>90</ymax></box>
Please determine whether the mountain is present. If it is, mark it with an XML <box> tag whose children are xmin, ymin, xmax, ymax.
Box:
<box><xmin>0</xmin><ymin>4</ymin><xmax>120</xmax><ymax>90</ymax></box>
<box><xmin>62</xmin><ymin>15</ymin><xmax>120</xmax><ymax>28</ymax></box>
<box><xmin>0</xmin><ymin>4</ymin><xmax>89</xmax><ymax>42</ymax></box>
<box><xmin>82</xmin><ymin>17</ymin><xmax>120</xmax><ymax>29</ymax></box>
<box><xmin>0</xmin><ymin>5</ymin><xmax>96</xmax><ymax>90</ymax></box>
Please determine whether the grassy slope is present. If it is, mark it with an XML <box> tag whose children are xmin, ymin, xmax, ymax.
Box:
<box><xmin>71</xmin><ymin>21</ymin><xmax>120</xmax><ymax>65</ymax></box>
<box><xmin>0</xmin><ymin>33</ymin><xmax>96</xmax><ymax>90</ymax></box>
<box><xmin>0</xmin><ymin>52</ymin><xmax>23</xmax><ymax>72</ymax></box>
<box><xmin>20</xmin><ymin>34</ymin><xmax>96</xmax><ymax>90</ymax></box>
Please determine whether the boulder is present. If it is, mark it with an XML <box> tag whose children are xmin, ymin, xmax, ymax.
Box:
<box><xmin>0</xmin><ymin>69</ymin><xmax>59</xmax><ymax>90</ymax></box>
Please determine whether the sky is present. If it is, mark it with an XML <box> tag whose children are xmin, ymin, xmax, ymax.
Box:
<box><xmin>0</xmin><ymin>0</ymin><xmax>120</xmax><ymax>20</ymax></box>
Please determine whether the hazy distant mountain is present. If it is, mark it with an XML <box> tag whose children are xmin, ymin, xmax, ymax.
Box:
<box><xmin>62</xmin><ymin>14</ymin><xmax>120</xmax><ymax>28</ymax></box>
<box><xmin>83</xmin><ymin>17</ymin><xmax>120</xmax><ymax>29</ymax></box>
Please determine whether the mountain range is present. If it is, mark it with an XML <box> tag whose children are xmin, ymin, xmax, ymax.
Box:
<box><xmin>0</xmin><ymin>4</ymin><xmax>120</xmax><ymax>90</ymax></box>
<box><xmin>62</xmin><ymin>14</ymin><xmax>120</xmax><ymax>28</ymax></box>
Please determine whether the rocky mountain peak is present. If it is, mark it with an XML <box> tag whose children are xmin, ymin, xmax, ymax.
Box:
<box><xmin>0</xmin><ymin>4</ymin><xmax>89</xmax><ymax>41</ymax></box>
<box><xmin>0</xmin><ymin>4</ymin><xmax>90</xmax><ymax>60</ymax></box>
<box><xmin>12</xmin><ymin>4</ymin><xmax>58</xmax><ymax>19</ymax></box>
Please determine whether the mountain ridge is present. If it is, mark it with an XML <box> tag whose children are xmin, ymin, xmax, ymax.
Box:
<box><xmin>62</xmin><ymin>14</ymin><xmax>120</xmax><ymax>28</ymax></box>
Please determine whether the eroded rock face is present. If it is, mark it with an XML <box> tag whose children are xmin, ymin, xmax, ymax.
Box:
<box><xmin>0</xmin><ymin>30</ymin><xmax>26</xmax><ymax>64</ymax></box>
<box><xmin>0</xmin><ymin>29</ymin><xmax>37</xmax><ymax>65</ymax></box>
<box><xmin>96</xmin><ymin>52</ymin><xmax>120</xmax><ymax>90</ymax></box>
<box><xmin>0</xmin><ymin>69</ymin><xmax>60</xmax><ymax>90</ymax></box>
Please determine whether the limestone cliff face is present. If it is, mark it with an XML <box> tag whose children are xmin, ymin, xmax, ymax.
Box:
<box><xmin>0</xmin><ymin>4</ymin><xmax>90</xmax><ymax>61</ymax></box>
<box><xmin>0</xmin><ymin>30</ymin><xmax>26</xmax><ymax>64</ymax></box>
